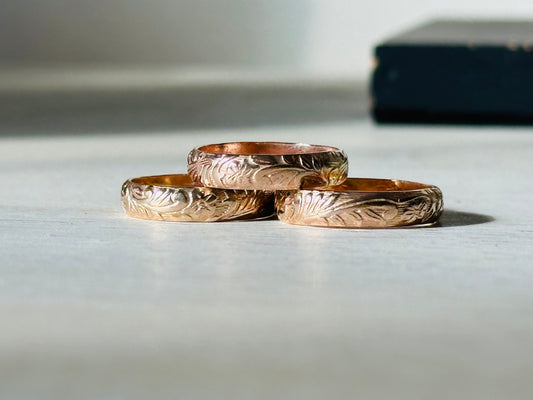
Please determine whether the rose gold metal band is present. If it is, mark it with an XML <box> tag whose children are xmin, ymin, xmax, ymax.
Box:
<box><xmin>187</xmin><ymin>141</ymin><xmax>348</xmax><ymax>190</ymax></box>
<box><xmin>275</xmin><ymin>178</ymin><xmax>443</xmax><ymax>228</ymax></box>
<box><xmin>121</xmin><ymin>174</ymin><xmax>274</xmax><ymax>222</ymax></box>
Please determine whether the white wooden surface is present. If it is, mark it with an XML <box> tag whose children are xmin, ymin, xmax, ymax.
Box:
<box><xmin>1</xmin><ymin>120</ymin><xmax>533</xmax><ymax>399</ymax></box>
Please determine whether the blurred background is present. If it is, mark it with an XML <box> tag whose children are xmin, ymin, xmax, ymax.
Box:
<box><xmin>2</xmin><ymin>0</ymin><xmax>532</xmax><ymax>134</ymax></box>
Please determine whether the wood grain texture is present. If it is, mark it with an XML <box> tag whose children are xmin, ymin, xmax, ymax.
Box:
<box><xmin>1</xmin><ymin>119</ymin><xmax>533</xmax><ymax>400</ymax></box>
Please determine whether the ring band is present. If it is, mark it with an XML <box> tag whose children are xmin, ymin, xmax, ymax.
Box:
<box><xmin>275</xmin><ymin>178</ymin><xmax>443</xmax><ymax>228</ymax></box>
<box><xmin>122</xmin><ymin>174</ymin><xmax>274</xmax><ymax>222</ymax></box>
<box><xmin>187</xmin><ymin>141</ymin><xmax>348</xmax><ymax>190</ymax></box>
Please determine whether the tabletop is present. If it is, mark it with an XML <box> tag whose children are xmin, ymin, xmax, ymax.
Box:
<box><xmin>1</xmin><ymin>114</ymin><xmax>533</xmax><ymax>399</ymax></box>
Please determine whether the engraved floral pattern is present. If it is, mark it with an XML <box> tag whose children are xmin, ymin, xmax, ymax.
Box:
<box><xmin>276</xmin><ymin>187</ymin><xmax>443</xmax><ymax>228</ymax></box>
<box><xmin>187</xmin><ymin>147</ymin><xmax>348</xmax><ymax>190</ymax></box>
<box><xmin>122</xmin><ymin>180</ymin><xmax>274</xmax><ymax>222</ymax></box>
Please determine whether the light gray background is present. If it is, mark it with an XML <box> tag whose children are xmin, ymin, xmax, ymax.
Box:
<box><xmin>2</xmin><ymin>0</ymin><xmax>533</xmax><ymax>76</ymax></box>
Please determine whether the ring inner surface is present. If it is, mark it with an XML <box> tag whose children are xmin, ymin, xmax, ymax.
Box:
<box><xmin>303</xmin><ymin>178</ymin><xmax>430</xmax><ymax>192</ymax></box>
<box><xmin>131</xmin><ymin>174</ymin><xmax>196</xmax><ymax>188</ymax></box>
<box><xmin>199</xmin><ymin>142</ymin><xmax>339</xmax><ymax>155</ymax></box>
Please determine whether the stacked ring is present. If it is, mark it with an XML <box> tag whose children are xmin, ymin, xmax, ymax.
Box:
<box><xmin>121</xmin><ymin>174</ymin><xmax>274</xmax><ymax>222</ymax></box>
<box><xmin>275</xmin><ymin>178</ymin><xmax>443</xmax><ymax>228</ymax></box>
<box><xmin>187</xmin><ymin>141</ymin><xmax>348</xmax><ymax>190</ymax></box>
<box><xmin>122</xmin><ymin>142</ymin><xmax>443</xmax><ymax>228</ymax></box>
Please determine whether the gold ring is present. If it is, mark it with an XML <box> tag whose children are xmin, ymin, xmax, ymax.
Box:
<box><xmin>187</xmin><ymin>141</ymin><xmax>348</xmax><ymax>190</ymax></box>
<box><xmin>275</xmin><ymin>178</ymin><xmax>443</xmax><ymax>228</ymax></box>
<box><xmin>121</xmin><ymin>174</ymin><xmax>274</xmax><ymax>222</ymax></box>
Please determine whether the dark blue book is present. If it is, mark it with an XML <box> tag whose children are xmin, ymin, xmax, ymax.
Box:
<box><xmin>372</xmin><ymin>19</ymin><xmax>533</xmax><ymax>124</ymax></box>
